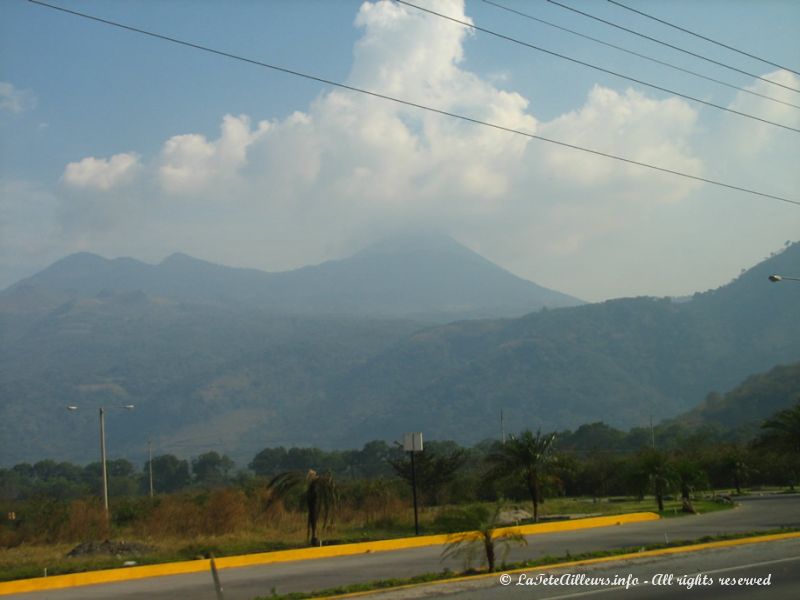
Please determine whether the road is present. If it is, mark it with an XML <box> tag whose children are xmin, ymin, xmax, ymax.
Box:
<box><xmin>366</xmin><ymin>537</ymin><xmax>800</xmax><ymax>599</ymax></box>
<box><xmin>5</xmin><ymin>494</ymin><xmax>799</xmax><ymax>600</ymax></box>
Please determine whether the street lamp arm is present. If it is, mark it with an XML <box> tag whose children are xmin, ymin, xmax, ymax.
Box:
<box><xmin>65</xmin><ymin>403</ymin><xmax>136</xmax><ymax>517</ymax></box>
<box><xmin>769</xmin><ymin>274</ymin><xmax>800</xmax><ymax>282</ymax></box>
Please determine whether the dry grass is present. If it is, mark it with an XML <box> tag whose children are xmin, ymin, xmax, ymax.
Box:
<box><xmin>0</xmin><ymin>493</ymin><xmax>732</xmax><ymax>582</ymax></box>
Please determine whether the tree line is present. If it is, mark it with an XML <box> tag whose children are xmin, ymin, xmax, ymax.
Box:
<box><xmin>1</xmin><ymin>403</ymin><xmax>797</xmax><ymax>548</ymax></box>
<box><xmin>2</xmin><ymin>404</ymin><xmax>797</xmax><ymax>504</ymax></box>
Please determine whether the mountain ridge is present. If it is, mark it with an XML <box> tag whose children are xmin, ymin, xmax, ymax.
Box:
<box><xmin>5</xmin><ymin>234</ymin><xmax>583</xmax><ymax>319</ymax></box>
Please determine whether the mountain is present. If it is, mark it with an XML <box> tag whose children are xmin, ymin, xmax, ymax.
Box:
<box><xmin>5</xmin><ymin>234</ymin><xmax>583</xmax><ymax>319</ymax></box>
<box><xmin>0</xmin><ymin>293</ymin><xmax>425</xmax><ymax>466</ymax></box>
<box><xmin>671</xmin><ymin>361</ymin><xmax>800</xmax><ymax>437</ymax></box>
<box><xmin>317</xmin><ymin>242</ymin><xmax>800</xmax><ymax>446</ymax></box>
<box><xmin>0</xmin><ymin>240</ymin><xmax>798</xmax><ymax>465</ymax></box>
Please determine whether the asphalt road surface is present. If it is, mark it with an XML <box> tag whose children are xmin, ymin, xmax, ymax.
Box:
<box><xmin>6</xmin><ymin>494</ymin><xmax>799</xmax><ymax>600</ymax></box>
<box><xmin>364</xmin><ymin>537</ymin><xmax>800</xmax><ymax>599</ymax></box>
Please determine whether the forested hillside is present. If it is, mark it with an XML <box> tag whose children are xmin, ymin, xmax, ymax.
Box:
<box><xmin>0</xmin><ymin>241</ymin><xmax>797</xmax><ymax>465</ymax></box>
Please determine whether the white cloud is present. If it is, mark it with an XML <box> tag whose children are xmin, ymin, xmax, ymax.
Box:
<box><xmin>715</xmin><ymin>71</ymin><xmax>800</xmax><ymax>198</ymax></box>
<box><xmin>62</xmin><ymin>153</ymin><xmax>141</xmax><ymax>191</ymax></box>
<box><xmin>8</xmin><ymin>0</ymin><xmax>796</xmax><ymax>300</ymax></box>
<box><xmin>159</xmin><ymin>114</ymin><xmax>270</xmax><ymax>195</ymax></box>
<box><xmin>0</xmin><ymin>82</ymin><xmax>36</xmax><ymax>113</ymax></box>
<box><xmin>538</xmin><ymin>86</ymin><xmax>700</xmax><ymax>190</ymax></box>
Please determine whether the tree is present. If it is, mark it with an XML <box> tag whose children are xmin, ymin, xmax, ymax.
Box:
<box><xmin>440</xmin><ymin>503</ymin><xmax>526</xmax><ymax>573</ymax></box>
<box><xmin>485</xmin><ymin>430</ymin><xmax>556</xmax><ymax>523</ymax></box>
<box><xmin>755</xmin><ymin>401</ymin><xmax>800</xmax><ymax>456</ymax></box>
<box><xmin>388</xmin><ymin>442</ymin><xmax>466</xmax><ymax>505</ymax></box>
<box><xmin>671</xmin><ymin>455</ymin><xmax>707</xmax><ymax>514</ymax></box>
<box><xmin>715</xmin><ymin>444</ymin><xmax>750</xmax><ymax>495</ymax></box>
<box><xmin>268</xmin><ymin>470</ymin><xmax>337</xmax><ymax>546</ymax></box>
<box><xmin>637</xmin><ymin>449</ymin><xmax>675</xmax><ymax>512</ymax></box>
<box><xmin>146</xmin><ymin>454</ymin><xmax>191</xmax><ymax>493</ymax></box>
<box><xmin>351</xmin><ymin>440</ymin><xmax>394</xmax><ymax>478</ymax></box>
<box><xmin>192</xmin><ymin>452</ymin><xmax>234</xmax><ymax>487</ymax></box>
<box><xmin>249</xmin><ymin>447</ymin><xmax>288</xmax><ymax>477</ymax></box>
<box><xmin>753</xmin><ymin>402</ymin><xmax>800</xmax><ymax>491</ymax></box>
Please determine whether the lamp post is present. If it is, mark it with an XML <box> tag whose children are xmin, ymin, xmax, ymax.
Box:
<box><xmin>403</xmin><ymin>432</ymin><xmax>423</xmax><ymax>535</ymax></box>
<box><xmin>67</xmin><ymin>404</ymin><xmax>135</xmax><ymax>516</ymax></box>
<box><xmin>768</xmin><ymin>274</ymin><xmax>800</xmax><ymax>282</ymax></box>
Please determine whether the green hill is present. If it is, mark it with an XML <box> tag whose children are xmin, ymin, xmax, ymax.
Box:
<box><xmin>673</xmin><ymin>361</ymin><xmax>800</xmax><ymax>435</ymax></box>
<box><xmin>321</xmin><ymin>242</ymin><xmax>800</xmax><ymax>446</ymax></box>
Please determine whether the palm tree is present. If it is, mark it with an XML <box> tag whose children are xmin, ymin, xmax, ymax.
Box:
<box><xmin>440</xmin><ymin>503</ymin><xmax>527</xmax><ymax>572</ymax></box>
<box><xmin>268</xmin><ymin>469</ymin><xmax>337</xmax><ymax>546</ymax></box>
<box><xmin>486</xmin><ymin>430</ymin><xmax>556</xmax><ymax>523</ymax></box>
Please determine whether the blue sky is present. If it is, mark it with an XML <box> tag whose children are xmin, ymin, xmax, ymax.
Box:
<box><xmin>2</xmin><ymin>0</ymin><xmax>799</xmax><ymax>301</ymax></box>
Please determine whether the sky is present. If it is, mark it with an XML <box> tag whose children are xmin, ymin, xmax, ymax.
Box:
<box><xmin>1</xmin><ymin>0</ymin><xmax>799</xmax><ymax>302</ymax></box>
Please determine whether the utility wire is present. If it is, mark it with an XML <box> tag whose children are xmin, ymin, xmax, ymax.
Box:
<box><xmin>546</xmin><ymin>0</ymin><xmax>800</xmax><ymax>94</ymax></box>
<box><xmin>481</xmin><ymin>0</ymin><xmax>800</xmax><ymax>111</ymax></box>
<box><xmin>607</xmin><ymin>0</ymin><xmax>800</xmax><ymax>77</ymax></box>
<box><xmin>27</xmin><ymin>0</ymin><xmax>799</xmax><ymax>207</ymax></box>
<box><xmin>396</xmin><ymin>0</ymin><xmax>800</xmax><ymax>134</ymax></box>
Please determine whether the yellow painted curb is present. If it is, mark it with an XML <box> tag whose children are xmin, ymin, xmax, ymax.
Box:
<box><xmin>317</xmin><ymin>531</ymin><xmax>800</xmax><ymax>599</ymax></box>
<box><xmin>0</xmin><ymin>512</ymin><xmax>657</xmax><ymax>595</ymax></box>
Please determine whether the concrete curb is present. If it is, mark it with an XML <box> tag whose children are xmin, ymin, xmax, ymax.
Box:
<box><xmin>0</xmin><ymin>512</ymin><xmax>658</xmax><ymax>595</ymax></box>
<box><xmin>316</xmin><ymin>531</ymin><xmax>800</xmax><ymax>599</ymax></box>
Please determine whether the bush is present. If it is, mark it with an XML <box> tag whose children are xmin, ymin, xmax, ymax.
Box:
<box><xmin>140</xmin><ymin>495</ymin><xmax>205</xmax><ymax>537</ymax></box>
<box><xmin>63</xmin><ymin>499</ymin><xmax>109</xmax><ymax>542</ymax></box>
<box><xmin>203</xmin><ymin>488</ymin><xmax>249</xmax><ymax>535</ymax></box>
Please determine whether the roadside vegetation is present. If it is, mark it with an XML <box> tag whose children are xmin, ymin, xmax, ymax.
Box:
<box><xmin>0</xmin><ymin>403</ymin><xmax>797</xmax><ymax>582</ymax></box>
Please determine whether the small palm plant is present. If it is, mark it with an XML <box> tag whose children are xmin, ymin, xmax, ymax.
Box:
<box><xmin>440</xmin><ymin>503</ymin><xmax>527</xmax><ymax>573</ymax></box>
<box><xmin>268</xmin><ymin>469</ymin><xmax>337</xmax><ymax>546</ymax></box>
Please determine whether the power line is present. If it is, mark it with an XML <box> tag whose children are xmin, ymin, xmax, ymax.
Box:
<box><xmin>396</xmin><ymin>0</ymin><xmax>800</xmax><ymax>134</ymax></box>
<box><xmin>545</xmin><ymin>0</ymin><xmax>800</xmax><ymax>95</ymax></box>
<box><xmin>481</xmin><ymin>0</ymin><xmax>800</xmax><ymax>111</ymax></box>
<box><xmin>607</xmin><ymin>0</ymin><xmax>800</xmax><ymax>77</ymax></box>
<box><xmin>27</xmin><ymin>0</ymin><xmax>799</xmax><ymax>207</ymax></box>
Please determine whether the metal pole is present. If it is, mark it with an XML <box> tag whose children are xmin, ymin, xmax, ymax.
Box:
<box><xmin>209</xmin><ymin>554</ymin><xmax>225</xmax><ymax>600</ymax></box>
<box><xmin>500</xmin><ymin>409</ymin><xmax>506</xmax><ymax>444</ymax></box>
<box><xmin>650</xmin><ymin>415</ymin><xmax>655</xmax><ymax>449</ymax></box>
<box><xmin>148</xmin><ymin>439</ymin><xmax>154</xmax><ymax>498</ymax></box>
<box><xmin>99</xmin><ymin>407</ymin><xmax>109</xmax><ymax>516</ymax></box>
<box><xmin>410</xmin><ymin>451</ymin><xmax>419</xmax><ymax>536</ymax></box>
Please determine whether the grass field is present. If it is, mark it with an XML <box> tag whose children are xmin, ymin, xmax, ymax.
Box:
<box><xmin>0</xmin><ymin>494</ymin><xmax>734</xmax><ymax>582</ymax></box>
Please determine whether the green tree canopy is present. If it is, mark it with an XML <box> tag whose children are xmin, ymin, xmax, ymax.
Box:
<box><xmin>192</xmin><ymin>452</ymin><xmax>234</xmax><ymax>487</ymax></box>
<box><xmin>485</xmin><ymin>430</ymin><xmax>556</xmax><ymax>522</ymax></box>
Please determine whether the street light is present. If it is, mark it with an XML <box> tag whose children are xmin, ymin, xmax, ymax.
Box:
<box><xmin>768</xmin><ymin>274</ymin><xmax>800</xmax><ymax>282</ymax></box>
<box><xmin>403</xmin><ymin>432</ymin><xmax>423</xmax><ymax>536</ymax></box>
<box><xmin>67</xmin><ymin>404</ymin><xmax>135</xmax><ymax>516</ymax></box>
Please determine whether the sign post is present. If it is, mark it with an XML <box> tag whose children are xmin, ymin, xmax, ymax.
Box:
<box><xmin>403</xmin><ymin>432</ymin><xmax>423</xmax><ymax>535</ymax></box>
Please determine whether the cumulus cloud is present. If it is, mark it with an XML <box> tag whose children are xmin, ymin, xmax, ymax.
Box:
<box><xmin>0</xmin><ymin>82</ymin><xmax>36</xmax><ymax>113</ymax></box>
<box><xmin>159</xmin><ymin>114</ymin><xmax>270</xmax><ymax>195</ymax></box>
<box><xmin>538</xmin><ymin>86</ymin><xmax>700</xmax><ymax>188</ymax></box>
<box><xmin>6</xmin><ymin>0</ymin><xmax>796</xmax><ymax>299</ymax></box>
<box><xmin>62</xmin><ymin>152</ymin><xmax>141</xmax><ymax>191</ymax></box>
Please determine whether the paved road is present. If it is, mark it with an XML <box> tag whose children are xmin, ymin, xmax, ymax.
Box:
<box><xmin>367</xmin><ymin>537</ymin><xmax>800</xmax><ymax>599</ymax></box>
<box><xmin>6</xmin><ymin>494</ymin><xmax>799</xmax><ymax>600</ymax></box>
